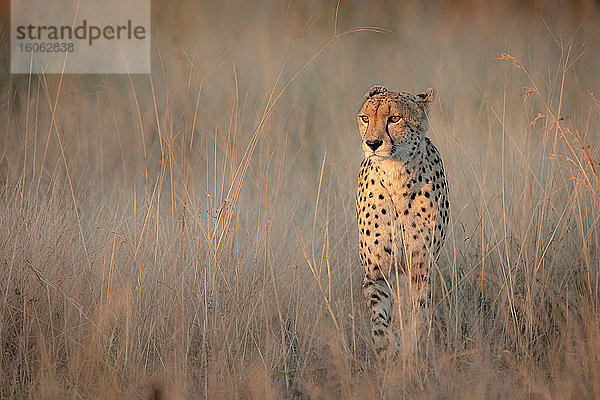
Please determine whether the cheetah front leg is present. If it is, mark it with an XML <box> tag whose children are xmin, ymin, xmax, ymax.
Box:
<box><xmin>362</xmin><ymin>271</ymin><xmax>399</xmax><ymax>364</ymax></box>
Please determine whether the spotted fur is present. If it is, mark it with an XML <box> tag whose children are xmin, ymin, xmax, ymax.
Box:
<box><xmin>356</xmin><ymin>86</ymin><xmax>449</xmax><ymax>362</ymax></box>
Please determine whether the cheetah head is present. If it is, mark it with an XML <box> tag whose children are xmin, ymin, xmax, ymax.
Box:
<box><xmin>357</xmin><ymin>86</ymin><xmax>434</xmax><ymax>161</ymax></box>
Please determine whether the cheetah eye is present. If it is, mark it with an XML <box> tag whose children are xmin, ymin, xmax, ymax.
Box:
<box><xmin>388</xmin><ymin>116</ymin><xmax>401</xmax><ymax>123</ymax></box>
<box><xmin>359</xmin><ymin>115</ymin><xmax>369</xmax><ymax>124</ymax></box>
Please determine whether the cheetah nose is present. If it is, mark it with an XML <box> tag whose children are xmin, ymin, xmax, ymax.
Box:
<box><xmin>366</xmin><ymin>139</ymin><xmax>383</xmax><ymax>151</ymax></box>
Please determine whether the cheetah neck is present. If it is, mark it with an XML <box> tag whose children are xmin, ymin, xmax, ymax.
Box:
<box><xmin>379</xmin><ymin>139</ymin><xmax>427</xmax><ymax>188</ymax></box>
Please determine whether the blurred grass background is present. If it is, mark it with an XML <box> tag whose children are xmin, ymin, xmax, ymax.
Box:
<box><xmin>1</xmin><ymin>0</ymin><xmax>600</xmax><ymax>398</ymax></box>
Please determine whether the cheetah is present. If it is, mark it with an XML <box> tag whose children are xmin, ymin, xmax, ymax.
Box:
<box><xmin>356</xmin><ymin>86</ymin><xmax>449</xmax><ymax>362</ymax></box>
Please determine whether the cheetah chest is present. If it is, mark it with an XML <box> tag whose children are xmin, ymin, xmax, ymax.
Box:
<box><xmin>357</xmin><ymin>153</ymin><xmax>448</xmax><ymax>279</ymax></box>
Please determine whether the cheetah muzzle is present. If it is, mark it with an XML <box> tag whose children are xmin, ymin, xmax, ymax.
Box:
<box><xmin>356</xmin><ymin>85</ymin><xmax>449</xmax><ymax>363</ymax></box>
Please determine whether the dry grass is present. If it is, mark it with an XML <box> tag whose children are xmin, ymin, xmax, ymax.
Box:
<box><xmin>1</xmin><ymin>1</ymin><xmax>600</xmax><ymax>398</ymax></box>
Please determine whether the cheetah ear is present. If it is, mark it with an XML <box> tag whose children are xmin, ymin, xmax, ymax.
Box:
<box><xmin>416</xmin><ymin>88</ymin><xmax>434</xmax><ymax>108</ymax></box>
<box><xmin>364</xmin><ymin>85</ymin><xmax>388</xmax><ymax>99</ymax></box>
